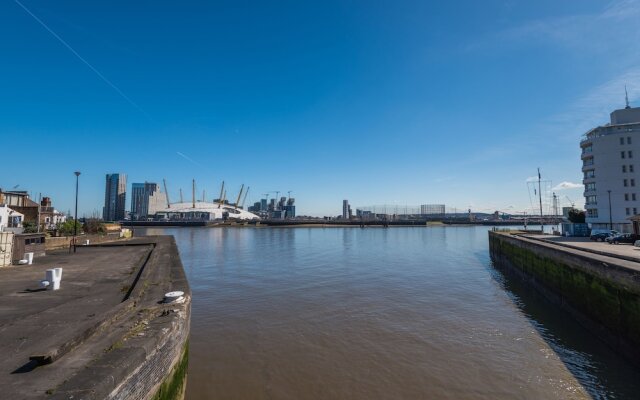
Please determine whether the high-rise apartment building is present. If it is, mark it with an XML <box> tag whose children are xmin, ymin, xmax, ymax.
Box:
<box><xmin>581</xmin><ymin>102</ymin><xmax>640</xmax><ymax>232</ymax></box>
<box><xmin>131</xmin><ymin>182</ymin><xmax>167</xmax><ymax>220</ymax></box>
<box><xmin>342</xmin><ymin>200</ymin><xmax>351</xmax><ymax>219</ymax></box>
<box><xmin>103</xmin><ymin>173</ymin><xmax>127</xmax><ymax>221</ymax></box>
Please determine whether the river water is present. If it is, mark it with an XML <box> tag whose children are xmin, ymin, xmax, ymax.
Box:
<box><xmin>140</xmin><ymin>226</ymin><xmax>640</xmax><ymax>399</ymax></box>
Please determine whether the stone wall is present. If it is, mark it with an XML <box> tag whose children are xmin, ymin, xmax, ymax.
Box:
<box><xmin>489</xmin><ymin>231</ymin><xmax>640</xmax><ymax>365</ymax></box>
<box><xmin>45</xmin><ymin>233</ymin><xmax>122</xmax><ymax>250</ymax></box>
<box><xmin>49</xmin><ymin>237</ymin><xmax>191</xmax><ymax>400</ymax></box>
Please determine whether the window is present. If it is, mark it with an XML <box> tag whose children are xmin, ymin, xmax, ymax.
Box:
<box><xmin>585</xmin><ymin>182</ymin><xmax>596</xmax><ymax>191</ymax></box>
<box><xmin>586</xmin><ymin>195</ymin><xmax>598</xmax><ymax>205</ymax></box>
<box><xmin>630</xmin><ymin>151</ymin><xmax>633</xmax><ymax>158</ymax></box>
<box><xmin>587</xmin><ymin>209</ymin><xmax>599</xmax><ymax>218</ymax></box>
<box><xmin>628</xmin><ymin>137</ymin><xmax>632</xmax><ymax>145</ymax></box>
<box><xmin>633</xmin><ymin>193</ymin><xmax>637</xmax><ymax>201</ymax></box>
<box><xmin>626</xmin><ymin>208</ymin><xmax>631</xmax><ymax>215</ymax></box>
<box><xmin>584</xmin><ymin>170</ymin><xmax>596</xmax><ymax>179</ymax></box>
<box><xmin>583</xmin><ymin>158</ymin><xmax>594</xmax><ymax>166</ymax></box>
<box><xmin>621</xmin><ymin>137</ymin><xmax>625</xmax><ymax>145</ymax></box>
<box><xmin>625</xmin><ymin>193</ymin><xmax>629</xmax><ymax>201</ymax></box>
<box><xmin>622</xmin><ymin>151</ymin><xmax>626</xmax><ymax>159</ymax></box>
<box><xmin>632</xmin><ymin>179</ymin><xmax>636</xmax><ymax>187</ymax></box>
<box><xmin>624</xmin><ymin>179</ymin><xmax>628</xmax><ymax>187</ymax></box>
<box><xmin>631</xmin><ymin>165</ymin><xmax>635</xmax><ymax>173</ymax></box>
<box><xmin>635</xmin><ymin>208</ymin><xmax>638</xmax><ymax>215</ymax></box>
<box><xmin>623</xmin><ymin>165</ymin><xmax>627</xmax><ymax>173</ymax></box>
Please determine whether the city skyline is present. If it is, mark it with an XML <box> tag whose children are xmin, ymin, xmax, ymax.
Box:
<box><xmin>2</xmin><ymin>1</ymin><xmax>640</xmax><ymax>216</ymax></box>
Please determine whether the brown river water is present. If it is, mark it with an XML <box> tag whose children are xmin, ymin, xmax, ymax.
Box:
<box><xmin>140</xmin><ymin>226</ymin><xmax>640</xmax><ymax>399</ymax></box>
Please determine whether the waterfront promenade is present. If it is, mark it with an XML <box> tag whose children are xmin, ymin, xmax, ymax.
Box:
<box><xmin>0</xmin><ymin>237</ymin><xmax>190</xmax><ymax>400</ymax></box>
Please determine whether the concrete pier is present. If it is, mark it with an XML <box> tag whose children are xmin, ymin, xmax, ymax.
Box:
<box><xmin>489</xmin><ymin>231</ymin><xmax>640</xmax><ymax>365</ymax></box>
<box><xmin>0</xmin><ymin>236</ymin><xmax>190</xmax><ymax>399</ymax></box>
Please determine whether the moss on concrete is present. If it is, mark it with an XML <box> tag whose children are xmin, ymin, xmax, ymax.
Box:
<box><xmin>490</xmin><ymin>233</ymin><xmax>640</xmax><ymax>350</ymax></box>
<box><xmin>151</xmin><ymin>340</ymin><xmax>189</xmax><ymax>400</ymax></box>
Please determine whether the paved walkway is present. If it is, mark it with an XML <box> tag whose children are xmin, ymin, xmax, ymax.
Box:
<box><xmin>522</xmin><ymin>234</ymin><xmax>640</xmax><ymax>265</ymax></box>
<box><xmin>0</xmin><ymin>244</ymin><xmax>153</xmax><ymax>398</ymax></box>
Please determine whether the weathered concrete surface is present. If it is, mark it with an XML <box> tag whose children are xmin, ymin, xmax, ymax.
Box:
<box><xmin>525</xmin><ymin>234</ymin><xmax>640</xmax><ymax>263</ymax></box>
<box><xmin>489</xmin><ymin>231</ymin><xmax>640</xmax><ymax>366</ymax></box>
<box><xmin>0</xmin><ymin>236</ymin><xmax>190</xmax><ymax>399</ymax></box>
<box><xmin>45</xmin><ymin>233</ymin><xmax>124</xmax><ymax>251</ymax></box>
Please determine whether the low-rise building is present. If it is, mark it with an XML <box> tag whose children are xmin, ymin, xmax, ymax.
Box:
<box><xmin>0</xmin><ymin>204</ymin><xmax>24</xmax><ymax>233</ymax></box>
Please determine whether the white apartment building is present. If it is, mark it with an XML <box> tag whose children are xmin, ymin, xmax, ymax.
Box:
<box><xmin>0</xmin><ymin>204</ymin><xmax>24</xmax><ymax>233</ymax></box>
<box><xmin>581</xmin><ymin>104</ymin><xmax>640</xmax><ymax>232</ymax></box>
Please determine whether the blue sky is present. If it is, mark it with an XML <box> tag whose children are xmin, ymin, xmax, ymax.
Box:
<box><xmin>1</xmin><ymin>0</ymin><xmax>639</xmax><ymax>217</ymax></box>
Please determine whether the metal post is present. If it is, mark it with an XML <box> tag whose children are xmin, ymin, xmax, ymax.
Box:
<box><xmin>74</xmin><ymin>171</ymin><xmax>81</xmax><ymax>253</ymax></box>
<box><xmin>608</xmin><ymin>190</ymin><xmax>613</xmax><ymax>230</ymax></box>
<box><xmin>538</xmin><ymin>168</ymin><xmax>544</xmax><ymax>233</ymax></box>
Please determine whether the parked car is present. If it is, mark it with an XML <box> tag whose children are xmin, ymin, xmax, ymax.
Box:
<box><xmin>605</xmin><ymin>233</ymin><xmax>640</xmax><ymax>244</ymax></box>
<box><xmin>590</xmin><ymin>232</ymin><xmax>613</xmax><ymax>242</ymax></box>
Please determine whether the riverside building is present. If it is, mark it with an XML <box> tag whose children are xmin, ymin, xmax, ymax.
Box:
<box><xmin>103</xmin><ymin>173</ymin><xmax>127</xmax><ymax>221</ymax></box>
<box><xmin>131</xmin><ymin>182</ymin><xmax>167</xmax><ymax>220</ymax></box>
<box><xmin>581</xmin><ymin>100</ymin><xmax>640</xmax><ymax>233</ymax></box>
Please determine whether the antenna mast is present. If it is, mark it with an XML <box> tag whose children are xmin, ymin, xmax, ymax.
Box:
<box><xmin>626</xmin><ymin>85</ymin><xmax>631</xmax><ymax>109</ymax></box>
<box><xmin>179</xmin><ymin>188</ymin><xmax>183</xmax><ymax>203</ymax></box>
<box><xmin>538</xmin><ymin>168</ymin><xmax>544</xmax><ymax>233</ymax></box>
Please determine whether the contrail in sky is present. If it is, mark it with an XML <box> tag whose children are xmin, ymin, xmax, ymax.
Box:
<box><xmin>14</xmin><ymin>0</ymin><xmax>152</xmax><ymax>120</ymax></box>
<box><xmin>176</xmin><ymin>151</ymin><xmax>203</xmax><ymax>167</ymax></box>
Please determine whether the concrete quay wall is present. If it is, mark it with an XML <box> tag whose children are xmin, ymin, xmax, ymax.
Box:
<box><xmin>488</xmin><ymin>231</ymin><xmax>640</xmax><ymax>364</ymax></box>
<box><xmin>48</xmin><ymin>237</ymin><xmax>191</xmax><ymax>400</ymax></box>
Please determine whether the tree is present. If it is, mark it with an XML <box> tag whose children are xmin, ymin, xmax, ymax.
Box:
<box><xmin>58</xmin><ymin>220</ymin><xmax>82</xmax><ymax>236</ymax></box>
<box><xmin>568</xmin><ymin>209</ymin><xmax>586</xmax><ymax>223</ymax></box>
<box><xmin>22</xmin><ymin>221</ymin><xmax>38</xmax><ymax>233</ymax></box>
<box><xmin>83</xmin><ymin>218</ymin><xmax>105</xmax><ymax>234</ymax></box>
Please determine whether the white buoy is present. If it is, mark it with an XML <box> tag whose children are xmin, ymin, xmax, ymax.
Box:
<box><xmin>45</xmin><ymin>268</ymin><xmax>63</xmax><ymax>290</ymax></box>
<box><xmin>163</xmin><ymin>291</ymin><xmax>185</xmax><ymax>303</ymax></box>
<box><xmin>26</xmin><ymin>252</ymin><xmax>34</xmax><ymax>265</ymax></box>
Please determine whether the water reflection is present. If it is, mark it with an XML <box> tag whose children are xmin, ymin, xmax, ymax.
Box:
<box><xmin>138</xmin><ymin>226</ymin><xmax>638</xmax><ymax>399</ymax></box>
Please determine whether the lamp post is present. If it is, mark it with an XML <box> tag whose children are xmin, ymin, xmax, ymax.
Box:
<box><xmin>608</xmin><ymin>189</ymin><xmax>613</xmax><ymax>230</ymax></box>
<box><xmin>74</xmin><ymin>171</ymin><xmax>81</xmax><ymax>253</ymax></box>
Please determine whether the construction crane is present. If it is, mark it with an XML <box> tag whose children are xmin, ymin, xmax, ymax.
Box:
<box><xmin>234</xmin><ymin>184</ymin><xmax>245</xmax><ymax>208</ymax></box>
<box><xmin>240</xmin><ymin>186</ymin><xmax>250</xmax><ymax>209</ymax></box>
<box><xmin>218</xmin><ymin>181</ymin><xmax>225</xmax><ymax>208</ymax></box>
<box><xmin>163</xmin><ymin>179</ymin><xmax>171</xmax><ymax>208</ymax></box>
<box><xmin>287</xmin><ymin>190</ymin><xmax>292</xmax><ymax>201</ymax></box>
<box><xmin>565</xmin><ymin>195</ymin><xmax>575</xmax><ymax>208</ymax></box>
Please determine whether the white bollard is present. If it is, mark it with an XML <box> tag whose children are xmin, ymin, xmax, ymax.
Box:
<box><xmin>85</xmin><ymin>240</ymin><xmax>90</xmax><ymax>245</ymax></box>
<box><xmin>163</xmin><ymin>291</ymin><xmax>185</xmax><ymax>303</ymax></box>
<box><xmin>45</xmin><ymin>268</ymin><xmax>63</xmax><ymax>290</ymax></box>
<box><xmin>26</xmin><ymin>252</ymin><xmax>34</xmax><ymax>265</ymax></box>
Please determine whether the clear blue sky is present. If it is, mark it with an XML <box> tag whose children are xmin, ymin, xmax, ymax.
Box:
<box><xmin>1</xmin><ymin>0</ymin><xmax>639</xmax><ymax>217</ymax></box>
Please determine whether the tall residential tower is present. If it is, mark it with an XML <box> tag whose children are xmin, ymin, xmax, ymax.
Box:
<box><xmin>131</xmin><ymin>182</ymin><xmax>167</xmax><ymax>220</ymax></box>
<box><xmin>103</xmin><ymin>173</ymin><xmax>127</xmax><ymax>221</ymax></box>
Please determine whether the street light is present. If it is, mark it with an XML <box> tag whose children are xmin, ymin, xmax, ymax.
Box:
<box><xmin>74</xmin><ymin>171</ymin><xmax>81</xmax><ymax>253</ymax></box>
<box><xmin>608</xmin><ymin>189</ymin><xmax>613</xmax><ymax>230</ymax></box>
